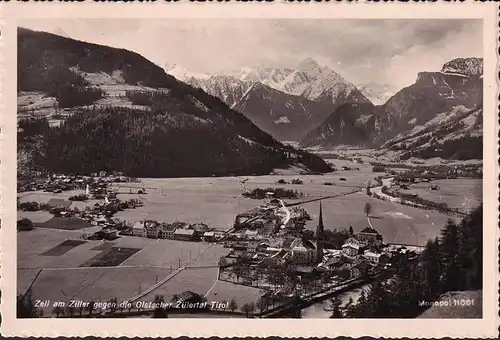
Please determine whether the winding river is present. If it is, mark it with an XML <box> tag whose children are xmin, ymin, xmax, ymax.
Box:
<box><xmin>301</xmin><ymin>284</ymin><xmax>371</xmax><ymax>318</ymax></box>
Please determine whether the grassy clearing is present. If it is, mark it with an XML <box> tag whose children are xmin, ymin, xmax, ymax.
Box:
<box><xmin>141</xmin><ymin>267</ymin><xmax>218</xmax><ymax>303</ymax></box>
<box><xmin>120</xmin><ymin>239</ymin><xmax>210</xmax><ymax>268</ymax></box>
<box><xmin>205</xmin><ymin>280</ymin><xmax>264</xmax><ymax>309</ymax></box>
<box><xmin>18</xmin><ymin>190</ymin><xmax>100</xmax><ymax>209</ymax></box>
<box><xmin>18</xmin><ymin>228</ymin><xmax>105</xmax><ymax>269</ymax></box>
<box><xmin>302</xmin><ymin>193</ymin><xmax>452</xmax><ymax>246</ymax></box>
<box><xmin>20</xmin><ymin>266</ymin><xmax>173</xmax><ymax>314</ymax></box>
<box><xmin>75</xmin><ymin>266</ymin><xmax>173</xmax><ymax>304</ymax></box>
<box><xmin>112</xmin><ymin>174</ymin><xmax>374</xmax><ymax>228</ymax></box>
<box><xmin>188</xmin><ymin>244</ymin><xmax>231</xmax><ymax>267</ymax></box>
<box><xmin>17</xmin><ymin>210</ymin><xmax>53</xmax><ymax>223</ymax></box>
<box><xmin>406</xmin><ymin>179</ymin><xmax>482</xmax><ymax>212</ymax></box>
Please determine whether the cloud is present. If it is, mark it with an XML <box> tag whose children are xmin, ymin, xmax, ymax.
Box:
<box><xmin>19</xmin><ymin>18</ymin><xmax>482</xmax><ymax>90</ymax></box>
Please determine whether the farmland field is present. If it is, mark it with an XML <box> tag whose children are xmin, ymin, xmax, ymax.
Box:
<box><xmin>187</xmin><ymin>244</ymin><xmax>231</xmax><ymax>267</ymax></box>
<box><xmin>112</xmin><ymin>172</ymin><xmax>458</xmax><ymax>246</ymax></box>
<box><xmin>41</xmin><ymin>240</ymin><xmax>87</xmax><ymax>256</ymax></box>
<box><xmin>18</xmin><ymin>189</ymin><xmax>101</xmax><ymax>210</ymax></box>
<box><xmin>205</xmin><ymin>280</ymin><xmax>264</xmax><ymax>309</ymax></box>
<box><xmin>36</xmin><ymin>217</ymin><xmax>94</xmax><ymax>230</ymax></box>
<box><xmin>21</xmin><ymin>266</ymin><xmax>173</xmax><ymax>315</ymax></box>
<box><xmin>112</xmin><ymin>171</ymin><xmax>378</xmax><ymax>229</ymax></box>
<box><xmin>17</xmin><ymin>210</ymin><xmax>53</xmax><ymax>223</ymax></box>
<box><xmin>406</xmin><ymin>179</ymin><xmax>482</xmax><ymax>213</ymax></box>
<box><xmin>80</xmin><ymin>247</ymin><xmax>141</xmax><ymax>267</ymax></box>
<box><xmin>120</xmin><ymin>239</ymin><xmax>211</xmax><ymax>268</ymax></box>
<box><xmin>140</xmin><ymin>267</ymin><xmax>219</xmax><ymax>303</ymax></box>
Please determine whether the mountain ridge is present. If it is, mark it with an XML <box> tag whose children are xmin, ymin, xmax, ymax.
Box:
<box><xmin>166</xmin><ymin>58</ymin><xmax>371</xmax><ymax>141</ymax></box>
<box><xmin>300</xmin><ymin>57</ymin><xmax>483</xmax><ymax>160</ymax></box>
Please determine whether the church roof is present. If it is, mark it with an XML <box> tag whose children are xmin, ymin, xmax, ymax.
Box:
<box><xmin>359</xmin><ymin>227</ymin><xmax>379</xmax><ymax>234</ymax></box>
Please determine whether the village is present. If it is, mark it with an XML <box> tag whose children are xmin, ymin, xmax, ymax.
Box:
<box><xmin>16</xmin><ymin>165</ymin><xmax>476</xmax><ymax>318</ymax></box>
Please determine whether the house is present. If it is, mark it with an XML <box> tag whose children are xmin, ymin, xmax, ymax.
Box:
<box><xmin>189</xmin><ymin>223</ymin><xmax>210</xmax><ymax>238</ymax></box>
<box><xmin>173</xmin><ymin>228</ymin><xmax>196</xmax><ymax>241</ymax></box>
<box><xmin>96</xmin><ymin>228</ymin><xmax>118</xmax><ymax>240</ymax></box>
<box><xmin>350</xmin><ymin>260</ymin><xmax>372</xmax><ymax>278</ymax></box>
<box><xmin>342</xmin><ymin>238</ymin><xmax>361</xmax><ymax>257</ymax></box>
<box><xmin>357</xmin><ymin>227</ymin><xmax>383</xmax><ymax>246</ymax></box>
<box><xmin>132</xmin><ymin>221</ymin><xmax>146</xmax><ymax>237</ymax></box>
<box><xmin>363</xmin><ymin>251</ymin><xmax>383</xmax><ymax>265</ymax></box>
<box><xmin>159</xmin><ymin>224</ymin><xmax>176</xmax><ymax>239</ymax></box>
<box><xmin>202</xmin><ymin>231</ymin><xmax>216</xmax><ymax>242</ymax></box>
<box><xmin>146</xmin><ymin>222</ymin><xmax>160</xmax><ymax>238</ymax></box>
<box><xmin>291</xmin><ymin>246</ymin><xmax>316</xmax><ymax>264</ymax></box>
<box><xmin>244</xmin><ymin>230</ymin><xmax>259</xmax><ymax>238</ymax></box>
<box><xmin>269</xmin><ymin>249</ymin><xmax>288</xmax><ymax>266</ymax></box>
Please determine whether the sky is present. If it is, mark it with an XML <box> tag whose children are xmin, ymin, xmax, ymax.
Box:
<box><xmin>20</xmin><ymin>18</ymin><xmax>483</xmax><ymax>89</ymax></box>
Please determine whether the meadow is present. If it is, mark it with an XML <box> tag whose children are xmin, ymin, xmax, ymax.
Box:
<box><xmin>406</xmin><ymin>179</ymin><xmax>482</xmax><ymax>213</ymax></box>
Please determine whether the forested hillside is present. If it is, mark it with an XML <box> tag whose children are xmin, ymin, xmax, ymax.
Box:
<box><xmin>17</xmin><ymin>28</ymin><xmax>331</xmax><ymax>177</ymax></box>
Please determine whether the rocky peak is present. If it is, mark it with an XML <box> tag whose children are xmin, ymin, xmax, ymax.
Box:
<box><xmin>441</xmin><ymin>57</ymin><xmax>483</xmax><ymax>77</ymax></box>
<box><xmin>295</xmin><ymin>58</ymin><xmax>332</xmax><ymax>80</ymax></box>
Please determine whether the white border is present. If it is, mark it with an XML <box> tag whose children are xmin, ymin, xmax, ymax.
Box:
<box><xmin>0</xmin><ymin>2</ymin><xmax>498</xmax><ymax>338</ymax></box>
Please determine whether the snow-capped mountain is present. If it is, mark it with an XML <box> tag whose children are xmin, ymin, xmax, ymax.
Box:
<box><xmin>164</xmin><ymin>58</ymin><xmax>370</xmax><ymax>141</ymax></box>
<box><xmin>301</xmin><ymin>57</ymin><xmax>483</xmax><ymax>160</ymax></box>
<box><xmin>164</xmin><ymin>63</ymin><xmax>210</xmax><ymax>82</ymax></box>
<box><xmin>357</xmin><ymin>82</ymin><xmax>398</xmax><ymax>105</ymax></box>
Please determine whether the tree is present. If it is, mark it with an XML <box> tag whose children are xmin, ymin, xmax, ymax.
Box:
<box><xmin>422</xmin><ymin>238</ymin><xmax>442</xmax><ymax>298</ymax></box>
<box><xmin>228</xmin><ymin>299</ymin><xmax>238</xmax><ymax>312</ymax></box>
<box><xmin>348</xmin><ymin>226</ymin><xmax>354</xmax><ymax>237</ymax></box>
<box><xmin>87</xmin><ymin>301</ymin><xmax>95</xmax><ymax>317</ymax></box>
<box><xmin>241</xmin><ymin>303</ymin><xmax>253</xmax><ymax>318</ymax></box>
<box><xmin>65</xmin><ymin>304</ymin><xmax>76</xmax><ymax>318</ymax></box>
<box><xmin>152</xmin><ymin>295</ymin><xmax>167</xmax><ymax>318</ymax></box>
<box><xmin>440</xmin><ymin>219</ymin><xmax>461</xmax><ymax>291</ymax></box>
<box><xmin>52</xmin><ymin>305</ymin><xmax>64</xmax><ymax>318</ymax></box>
<box><xmin>17</xmin><ymin>290</ymin><xmax>41</xmax><ymax>318</ymax></box>
<box><xmin>108</xmin><ymin>297</ymin><xmax>118</xmax><ymax>314</ymax></box>
<box><xmin>364</xmin><ymin>202</ymin><xmax>373</xmax><ymax>217</ymax></box>
<box><xmin>329</xmin><ymin>298</ymin><xmax>342</xmax><ymax>318</ymax></box>
<box><xmin>256</xmin><ymin>296</ymin><xmax>269</xmax><ymax>314</ymax></box>
<box><xmin>248</xmin><ymin>302</ymin><xmax>256</xmax><ymax>316</ymax></box>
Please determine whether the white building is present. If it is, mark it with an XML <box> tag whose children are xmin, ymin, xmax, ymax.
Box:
<box><xmin>291</xmin><ymin>246</ymin><xmax>316</xmax><ymax>264</ymax></box>
<box><xmin>132</xmin><ymin>221</ymin><xmax>146</xmax><ymax>237</ymax></box>
<box><xmin>342</xmin><ymin>238</ymin><xmax>361</xmax><ymax>257</ymax></box>
<box><xmin>363</xmin><ymin>251</ymin><xmax>382</xmax><ymax>264</ymax></box>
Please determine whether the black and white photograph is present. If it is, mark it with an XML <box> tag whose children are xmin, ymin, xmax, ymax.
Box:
<box><xmin>15</xmin><ymin>17</ymin><xmax>486</xmax><ymax>321</ymax></box>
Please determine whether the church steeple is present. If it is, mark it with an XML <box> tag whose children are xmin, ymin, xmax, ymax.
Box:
<box><xmin>318</xmin><ymin>201</ymin><xmax>324</xmax><ymax>232</ymax></box>
<box><xmin>316</xmin><ymin>201</ymin><xmax>325</xmax><ymax>263</ymax></box>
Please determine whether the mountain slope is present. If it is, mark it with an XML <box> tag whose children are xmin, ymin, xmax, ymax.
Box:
<box><xmin>231</xmin><ymin>82</ymin><xmax>334</xmax><ymax>141</ymax></box>
<box><xmin>170</xmin><ymin>58</ymin><xmax>370</xmax><ymax>141</ymax></box>
<box><xmin>301</xmin><ymin>58</ymin><xmax>483</xmax><ymax>160</ymax></box>
<box><xmin>17</xmin><ymin>28</ymin><xmax>332</xmax><ymax>177</ymax></box>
